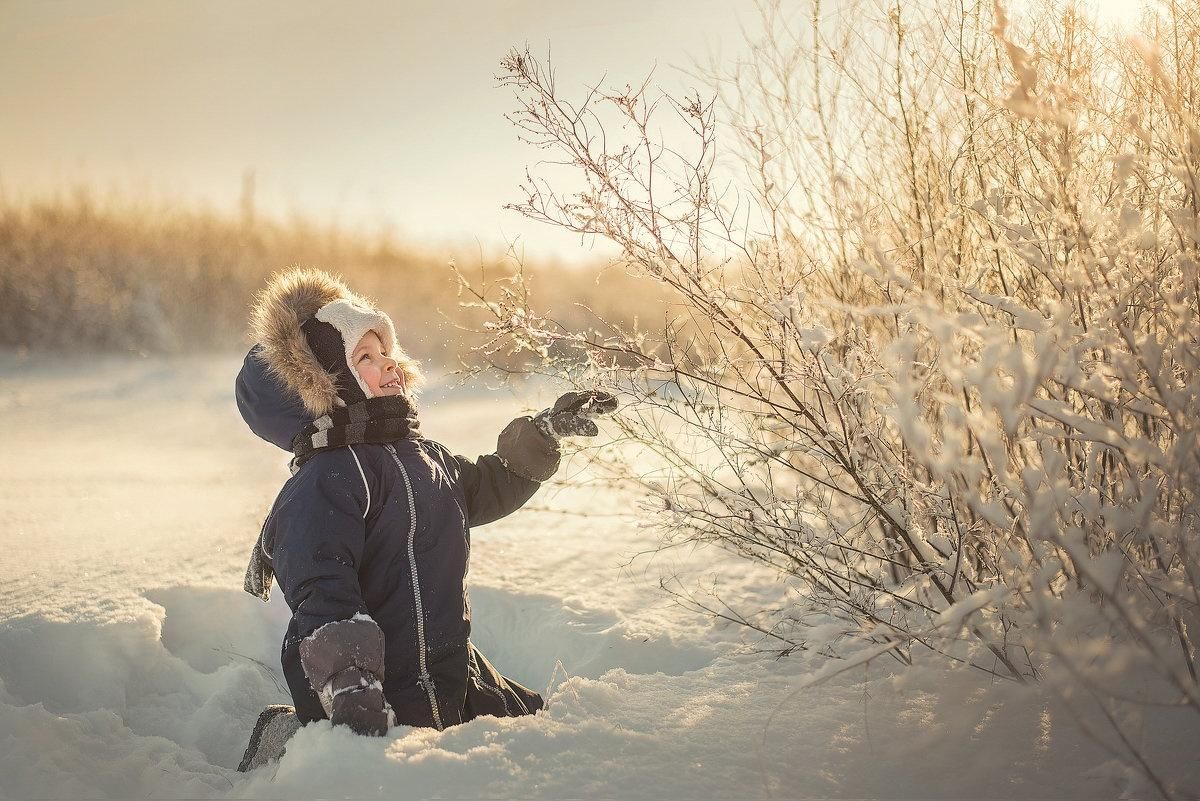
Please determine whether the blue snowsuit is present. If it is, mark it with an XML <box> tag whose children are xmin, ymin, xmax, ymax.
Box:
<box><xmin>235</xmin><ymin>347</ymin><xmax>545</xmax><ymax>727</ymax></box>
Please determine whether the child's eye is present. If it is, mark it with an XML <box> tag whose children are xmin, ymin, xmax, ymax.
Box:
<box><xmin>358</xmin><ymin>353</ymin><xmax>369</xmax><ymax>362</ymax></box>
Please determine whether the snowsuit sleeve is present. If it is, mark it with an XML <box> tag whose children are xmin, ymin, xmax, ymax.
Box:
<box><xmin>422</xmin><ymin>440</ymin><xmax>542</xmax><ymax>528</ymax></box>
<box><xmin>453</xmin><ymin>451</ymin><xmax>542</xmax><ymax>527</ymax></box>
<box><xmin>265</xmin><ymin>450</ymin><xmax>370</xmax><ymax>639</ymax></box>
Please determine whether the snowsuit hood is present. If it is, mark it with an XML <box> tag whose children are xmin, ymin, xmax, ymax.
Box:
<box><xmin>246</xmin><ymin>267</ymin><xmax>425</xmax><ymax>418</ymax></box>
<box><xmin>235</xmin><ymin>345</ymin><xmax>311</xmax><ymax>451</ymax></box>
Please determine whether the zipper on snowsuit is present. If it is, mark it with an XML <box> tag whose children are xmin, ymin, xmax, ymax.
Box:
<box><xmin>385</xmin><ymin>443</ymin><xmax>445</xmax><ymax>731</ymax></box>
<box><xmin>469</xmin><ymin>645</ymin><xmax>511</xmax><ymax>715</ymax></box>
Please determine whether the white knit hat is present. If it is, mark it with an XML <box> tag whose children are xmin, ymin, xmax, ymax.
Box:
<box><xmin>313</xmin><ymin>298</ymin><xmax>399</xmax><ymax>399</ymax></box>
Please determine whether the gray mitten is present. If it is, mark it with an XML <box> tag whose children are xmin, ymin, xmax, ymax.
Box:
<box><xmin>328</xmin><ymin>669</ymin><xmax>390</xmax><ymax>735</ymax></box>
<box><xmin>532</xmin><ymin>390</ymin><xmax>619</xmax><ymax>441</ymax></box>
<box><xmin>299</xmin><ymin>617</ymin><xmax>393</xmax><ymax>737</ymax></box>
<box><xmin>496</xmin><ymin>415</ymin><xmax>562</xmax><ymax>482</ymax></box>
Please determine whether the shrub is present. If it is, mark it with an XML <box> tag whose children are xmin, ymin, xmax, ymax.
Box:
<box><xmin>472</xmin><ymin>1</ymin><xmax>1199</xmax><ymax>792</ymax></box>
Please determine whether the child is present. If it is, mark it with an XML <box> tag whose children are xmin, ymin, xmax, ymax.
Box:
<box><xmin>232</xmin><ymin>268</ymin><xmax>616</xmax><ymax>769</ymax></box>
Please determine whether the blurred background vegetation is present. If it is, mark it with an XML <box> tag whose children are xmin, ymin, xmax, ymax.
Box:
<box><xmin>0</xmin><ymin>186</ymin><xmax>674</xmax><ymax>369</ymax></box>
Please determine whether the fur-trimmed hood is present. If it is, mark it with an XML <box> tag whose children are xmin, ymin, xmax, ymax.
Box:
<box><xmin>247</xmin><ymin>268</ymin><xmax>425</xmax><ymax>418</ymax></box>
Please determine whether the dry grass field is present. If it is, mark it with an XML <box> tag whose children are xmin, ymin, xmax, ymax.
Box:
<box><xmin>0</xmin><ymin>188</ymin><xmax>673</xmax><ymax>368</ymax></box>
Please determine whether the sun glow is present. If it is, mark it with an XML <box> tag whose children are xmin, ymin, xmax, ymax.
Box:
<box><xmin>1010</xmin><ymin>0</ymin><xmax>1147</xmax><ymax>31</ymax></box>
<box><xmin>1086</xmin><ymin>0</ymin><xmax>1145</xmax><ymax>30</ymax></box>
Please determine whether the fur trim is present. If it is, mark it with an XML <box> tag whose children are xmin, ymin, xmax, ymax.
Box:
<box><xmin>248</xmin><ymin>268</ymin><xmax>426</xmax><ymax>418</ymax></box>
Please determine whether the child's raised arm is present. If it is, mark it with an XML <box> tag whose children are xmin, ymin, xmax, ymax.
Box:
<box><xmin>425</xmin><ymin>415</ymin><xmax>559</xmax><ymax>527</ymax></box>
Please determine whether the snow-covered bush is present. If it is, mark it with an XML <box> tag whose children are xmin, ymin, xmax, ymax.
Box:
<box><xmin>467</xmin><ymin>1</ymin><xmax>1198</xmax><ymax>791</ymax></box>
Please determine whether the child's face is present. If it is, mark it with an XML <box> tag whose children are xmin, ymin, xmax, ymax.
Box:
<box><xmin>353</xmin><ymin>330</ymin><xmax>405</xmax><ymax>397</ymax></box>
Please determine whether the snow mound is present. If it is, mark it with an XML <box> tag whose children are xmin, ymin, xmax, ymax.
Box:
<box><xmin>2</xmin><ymin>352</ymin><xmax>1198</xmax><ymax>799</ymax></box>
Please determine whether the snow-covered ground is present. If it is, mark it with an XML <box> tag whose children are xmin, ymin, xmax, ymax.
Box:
<box><xmin>1</xmin><ymin>349</ymin><xmax>1197</xmax><ymax>800</ymax></box>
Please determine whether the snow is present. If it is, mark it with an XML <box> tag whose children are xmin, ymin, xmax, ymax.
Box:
<box><xmin>1</xmin><ymin>349</ymin><xmax>1198</xmax><ymax>799</ymax></box>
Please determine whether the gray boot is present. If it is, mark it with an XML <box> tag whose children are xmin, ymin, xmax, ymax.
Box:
<box><xmin>236</xmin><ymin>705</ymin><xmax>302</xmax><ymax>772</ymax></box>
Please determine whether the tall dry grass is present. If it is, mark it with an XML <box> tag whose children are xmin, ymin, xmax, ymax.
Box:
<box><xmin>0</xmin><ymin>187</ymin><xmax>671</xmax><ymax>368</ymax></box>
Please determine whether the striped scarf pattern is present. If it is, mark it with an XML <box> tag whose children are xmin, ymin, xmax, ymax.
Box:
<box><xmin>289</xmin><ymin>394</ymin><xmax>421</xmax><ymax>473</ymax></box>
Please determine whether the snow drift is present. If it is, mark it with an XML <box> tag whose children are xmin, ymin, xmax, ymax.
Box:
<box><xmin>1</xmin><ymin>351</ymin><xmax>1197</xmax><ymax>799</ymax></box>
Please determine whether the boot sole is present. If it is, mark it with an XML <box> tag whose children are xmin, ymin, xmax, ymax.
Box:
<box><xmin>237</xmin><ymin>704</ymin><xmax>300</xmax><ymax>773</ymax></box>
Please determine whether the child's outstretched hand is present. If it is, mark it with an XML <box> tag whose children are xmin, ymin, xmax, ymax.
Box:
<box><xmin>533</xmin><ymin>390</ymin><xmax>619</xmax><ymax>440</ymax></box>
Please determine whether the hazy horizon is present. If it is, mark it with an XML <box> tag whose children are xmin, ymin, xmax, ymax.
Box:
<box><xmin>1</xmin><ymin>0</ymin><xmax>750</xmax><ymax>264</ymax></box>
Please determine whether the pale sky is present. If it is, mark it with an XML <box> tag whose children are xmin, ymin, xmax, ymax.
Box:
<box><xmin>0</xmin><ymin>0</ymin><xmax>752</xmax><ymax>263</ymax></box>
